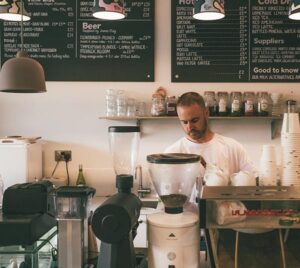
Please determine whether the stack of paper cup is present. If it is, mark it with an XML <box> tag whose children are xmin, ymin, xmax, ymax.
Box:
<box><xmin>281</xmin><ymin>112</ymin><xmax>300</xmax><ymax>186</ymax></box>
<box><xmin>259</xmin><ymin>144</ymin><xmax>277</xmax><ymax>186</ymax></box>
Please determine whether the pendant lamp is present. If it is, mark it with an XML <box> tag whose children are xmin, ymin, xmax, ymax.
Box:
<box><xmin>93</xmin><ymin>0</ymin><xmax>125</xmax><ymax>20</ymax></box>
<box><xmin>0</xmin><ymin>0</ymin><xmax>30</xmax><ymax>21</ymax></box>
<box><xmin>289</xmin><ymin>0</ymin><xmax>300</xmax><ymax>20</ymax></box>
<box><xmin>193</xmin><ymin>0</ymin><xmax>225</xmax><ymax>21</ymax></box>
<box><xmin>0</xmin><ymin>0</ymin><xmax>46</xmax><ymax>93</ymax></box>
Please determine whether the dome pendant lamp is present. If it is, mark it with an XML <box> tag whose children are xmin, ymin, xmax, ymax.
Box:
<box><xmin>0</xmin><ymin>0</ymin><xmax>30</xmax><ymax>21</ymax></box>
<box><xmin>193</xmin><ymin>0</ymin><xmax>225</xmax><ymax>21</ymax></box>
<box><xmin>92</xmin><ymin>0</ymin><xmax>125</xmax><ymax>20</ymax></box>
<box><xmin>0</xmin><ymin>0</ymin><xmax>46</xmax><ymax>93</ymax></box>
<box><xmin>289</xmin><ymin>0</ymin><xmax>300</xmax><ymax>20</ymax></box>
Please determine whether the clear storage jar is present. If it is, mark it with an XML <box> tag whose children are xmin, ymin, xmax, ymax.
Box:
<box><xmin>217</xmin><ymin>92</ymin><xmax>228</xmax><ymax>116</ymax></box>
<box><xmin>230</xmin><ymin>91</ymin><xmax>242</xmax><ymax>116</ymax></box>
<box><xmin>243</xmin><ymin>91</ymin><xmax>255</xmax><ymax>116</ymax></box>
<box><xmin>257</xmin><ymin>92</ymin><xmax>270</xmax><ymax>116</ymax></box>
<box><xmin>151</xmin><ymin>94</ymin><xmax>166</xmax><ymax>116</ymax></box>
<box><xmin>166</xmin><ymin>96</ymin><xmax>177</xmax><ymax>116</ymax></box>
<box><xmin>204</xmin><ymin>91</ymin><xmax>217</xmax><ymax>116</ymax></box>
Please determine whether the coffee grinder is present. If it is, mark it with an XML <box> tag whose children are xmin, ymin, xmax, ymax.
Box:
<box><xmin>53</xmin><ymin>186</ymin><xmax>96</xmax><ymax>268</ymax></box>
<box><xmin>91</xmin><ymin>174</ymin><xmax>142</xmax><ymax>268</ymax></box>
<box><xmin>147</xmin><ymin>153</ymin><xmax>201</xmax><ymax>268</ymax></box>
<box><xmin>90</xmin><ymin>126</ymin><xmax>142</xmax><ymax>268</ymax></box>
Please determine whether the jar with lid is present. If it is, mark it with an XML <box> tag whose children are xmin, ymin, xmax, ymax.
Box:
<box><xmin>204</xmin><ymin>91</ymin><xmax>217</xmax><ymax>116</ymax></box>
<box><xmin>217</xmin><ymin>92</ymin><xmax>228</xmax><ymax>116</ymax></box>
<box><xmin>151</xmin><ymin>94</ymin><xmax>166</xmax><ymax>116</ymax></box>
<box><xmin>257</xmin><ymin>92</ymin><xmax>270</xmax><ymax>116</ymax></box>
<box><xmin>243</xmin><ymin>91</ymin><xmax>255</xmax><ymax>116</ymax></box>
<box><xmin>166</xmin><ymin>96</ymin><xmax>177</xmax><ymax>116</ymax></box>
<box><xmin>230</xmin><ymin>91</ymin><xmax>242</xmax><ymax>116</ymax></box>
<box><xmin>286</xmin><ymin>100</ymin><xmax>297</xmax><ymax>113</ymax></box>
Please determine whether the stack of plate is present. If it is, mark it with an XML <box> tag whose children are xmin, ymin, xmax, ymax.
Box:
<box><xmin>281</xmin><ymin>113</ymin><xmax>300</xmax><ymax>186</ymax></box>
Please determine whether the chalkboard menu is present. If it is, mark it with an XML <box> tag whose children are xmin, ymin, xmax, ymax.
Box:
<box><xmin>172</xmin><ymin>0</ymin><xmax>300</xmax><ymax>82</ymax></box>
<box><xmin>0</xmin><ymin>0</ymin><xmax>154</xmax><ymax>81</ymax></box>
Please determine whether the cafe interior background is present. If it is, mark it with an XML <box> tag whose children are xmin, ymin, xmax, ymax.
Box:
<box><xmin>0</xmin><ymin>0</ymin><xmax>299</xmax><ymax>197</ymax></box>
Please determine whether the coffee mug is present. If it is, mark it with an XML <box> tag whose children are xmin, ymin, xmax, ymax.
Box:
<box><xmin>204</xmin><ymin>163</ymin><xmax>229</xmax><ymax>186</ymax></box>
<box><xmin>230</xmin><ymin>171</ymin><xmax>256</xmax><ymax>186</ymax></box>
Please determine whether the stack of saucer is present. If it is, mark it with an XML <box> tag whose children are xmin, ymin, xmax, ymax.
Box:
<box><xmin>281</xmin><ymin>112</ymin><xmax>300</xmax><ymax>186</ymax></box>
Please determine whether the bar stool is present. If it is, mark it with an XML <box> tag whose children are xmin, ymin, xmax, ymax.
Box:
<box><xmin>234</xmin><ymin>229</ymin><xmax>286</xmax><ymax>268</ymax></box>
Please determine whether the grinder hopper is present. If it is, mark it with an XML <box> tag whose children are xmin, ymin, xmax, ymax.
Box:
<box><xmin>147</xmin><ymin>153</ymin><xmax>200</xmax><ymax>213</ymax></box>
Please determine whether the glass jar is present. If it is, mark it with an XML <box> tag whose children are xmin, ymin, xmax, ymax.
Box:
<box><xmin>230</xmin><ymin>91</ymin><xmax>242</xmax><ymax>116</ymax></box>
<box><xmin>204</xmin><ymin>91</ymin><xmax>217</xmax><ymax>116</ymax></box>
<box><xmin>286</xmin><ymin>100</ymin><xmax>297</xmax><ymax>113</ymax></box>
<box><xmin>243</xmin><ymin>91</ymin><xmax>255</xmax><ymax>116</ymax></box>
<box><xmin>151</xmin><ymin>94</ymin><xmax>166</xmax><ymax>116</ymax></box>
<box><xmin>166</xmin><ymin>96</ymin><xmax>177</xmax><ymax>116</ymax></box>
<box><xmin>257</xmin><ymin>92</ymin><xmax>270</xmax><ymax>116</ymax></box>
<box><xmin>217</xmin><ymin>92</ymin><xmax>228</xmax><ymax>116</ymax></box>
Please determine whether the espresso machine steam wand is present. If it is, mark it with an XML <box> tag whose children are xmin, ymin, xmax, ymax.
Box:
<box><xmin>91</xmin><ymin>174</ymin><xmax>142</xmax><ymax>268</ymax></box>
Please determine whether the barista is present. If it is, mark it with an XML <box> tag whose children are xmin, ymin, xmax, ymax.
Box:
<box><xmin>164</xmin><ymin>91</ymin><xmax>258</xmax><ymax>193</ymax></box>
<box><xmin>164</xmin><ymin>92</ymin><xmax>285</xmax><ymax>268</ymax></box>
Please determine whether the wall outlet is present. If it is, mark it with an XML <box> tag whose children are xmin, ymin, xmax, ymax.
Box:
<box><xmin>55</xmin><ymin>150</ymin><xmax>72</xmax><ymax>161</ymax></box>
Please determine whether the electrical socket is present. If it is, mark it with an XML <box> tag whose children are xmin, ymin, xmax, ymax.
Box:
<box><xmin>55</xmin><ymin>150</ymin><xmax>72</xmax><ymax>162</ymax></box>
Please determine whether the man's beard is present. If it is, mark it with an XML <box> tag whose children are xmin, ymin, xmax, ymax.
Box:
<box><xmin>188</xmin><ymin>119</ymin><xmax>208</xmax><ymax>140</ymax></box>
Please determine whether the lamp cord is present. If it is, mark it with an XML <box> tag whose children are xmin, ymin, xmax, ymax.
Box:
<box><xmin>65</xmin><ymin>160</ymin><xmax>70</xmax><ymax>186</ymax></box>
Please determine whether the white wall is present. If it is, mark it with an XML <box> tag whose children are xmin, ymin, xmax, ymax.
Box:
<box><xmin>0</xmin><ymin>0</ymin><xmax>299</xmax><ymax>196</ymax></box>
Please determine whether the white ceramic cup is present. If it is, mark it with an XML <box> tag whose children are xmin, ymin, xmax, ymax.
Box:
<box><xmin>230</xmin><ymin>171</ymin><xmax>256</xmax><ymax>186</ymax></box>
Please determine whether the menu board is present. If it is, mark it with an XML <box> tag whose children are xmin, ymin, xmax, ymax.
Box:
<box><xmin>172</xmin><ymin>0</ymin><xmax>300</xmax><ymax>82</ymax></box>
<box><xmin>0</xmin><ymin>0</ymin><xmax>154</xmax><ymax>81</ymax></box>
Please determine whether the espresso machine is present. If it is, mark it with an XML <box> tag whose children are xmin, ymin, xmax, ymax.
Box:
<box><xmin>147</xmin><ymin>153</ymin><xmax>201</xmax><ymax>268</ymax></box>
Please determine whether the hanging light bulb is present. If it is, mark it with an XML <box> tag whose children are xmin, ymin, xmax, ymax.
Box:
<box><xmin>289</xmin><ymin>0</ymin><xmax>300</xmax><ymax>20</ymax></box>
<box><xmin>193</xmin><ymin>0</ymin><xmax>225</xmax><ymax>21</ymax></box>
<box><xmin>93</xmin><ymin>0</ymin><xmax>125</xmax><ymax>20</ymax></box>
<box><xmin>0</xmin><ymin>0</ymin><xmax>46</xmax><ymax>93</ymax></box>
<box><xmin>0</xmin><ymin>0</ymin><xmax>30</xmax><ymax>21</ymax></box>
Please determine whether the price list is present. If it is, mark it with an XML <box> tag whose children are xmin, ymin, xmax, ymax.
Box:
<box><xmin>0</xmin><ymin>0</ymin><xmax>154</xmax><ymax>81</ymax></box>
<box><xmin>172</xmin><ymin>0</ymin><xmax>300</xmax><ymax>82</ymax></box>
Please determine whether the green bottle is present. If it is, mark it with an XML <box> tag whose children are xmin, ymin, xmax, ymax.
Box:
<box><xmin>76</xmin><ymin>164</ymin><xmax>86</xmax><ymax>186</ymax></box>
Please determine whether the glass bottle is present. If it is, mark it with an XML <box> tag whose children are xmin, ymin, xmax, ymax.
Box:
<box><xmin>257</xmin><ymin>92</ymin><xmax>270</xmax><ymax>116</ymax></box>
<box><xmin>217</xmin><ymin>92</ymin><xmax>228</xmax><ymax>116</ymax></box>
<box><xmin>230</xmin><ymin>91</ymin><xmax>242</xmax><ymax>116</ymax></box>
<box><xmin>243</xmin><ymin>91</ymin><xmax>255</xmax><ymax>116</ymax></box>
<box><xmin>76</xmin><ymin>164</ymin><xmax>86</xmax><ymax>186</ymax></box>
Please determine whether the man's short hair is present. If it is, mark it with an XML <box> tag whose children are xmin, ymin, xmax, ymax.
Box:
<box><xmin>177</xmin><ymin>92</ymin><xmax>205</xmax><ymax>108</ymax></box>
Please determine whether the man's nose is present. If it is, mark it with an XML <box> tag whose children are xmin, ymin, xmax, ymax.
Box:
<box><xmin>186</xmin><ymin>122</ymin><xmax>194</xmax><ymax>131</ymax></box>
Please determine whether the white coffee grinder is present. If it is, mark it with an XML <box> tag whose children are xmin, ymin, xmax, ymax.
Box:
<box><xmin>147</xmin><ymin>153</ymin><xmax>201</xmax><ymax>268</ymax></box>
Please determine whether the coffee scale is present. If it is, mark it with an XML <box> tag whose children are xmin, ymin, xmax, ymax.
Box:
<box><xmin>147</xmin><ymin>153</ymin><xmax>201</xmax><ymax>268</ymax></box>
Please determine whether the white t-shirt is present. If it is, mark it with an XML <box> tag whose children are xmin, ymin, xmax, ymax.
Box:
<box><xmin>164</xmin><ymin>133</ymin><xmax>258</xmax><ymax>205</ymax></box>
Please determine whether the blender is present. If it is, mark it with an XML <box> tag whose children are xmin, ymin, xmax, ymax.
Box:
<box><xmin>147</xmin><ymin>153</ymin><xmax>201</xmax><ymax>268</ymax></box>
<box><xmin>108</xmin><ymin>126</ymin><xmax>140</xmax><ymax>176</ymax></box>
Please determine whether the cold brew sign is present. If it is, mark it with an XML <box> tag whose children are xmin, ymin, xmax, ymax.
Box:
<box><xmin>172</xmin><ymin>0</ymin><xmax>300</xmax><ymax>82</ymax></box>
<box><xmin>0</xmin><ymin>0</ymin><xmax>154</xmax><ymax>81</ymax></box>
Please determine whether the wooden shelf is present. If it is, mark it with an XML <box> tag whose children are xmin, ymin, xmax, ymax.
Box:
<box><xmin>99</xmin><ymin>115</ymin><xmax>282</xmax><ymax>139</ymax></box>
